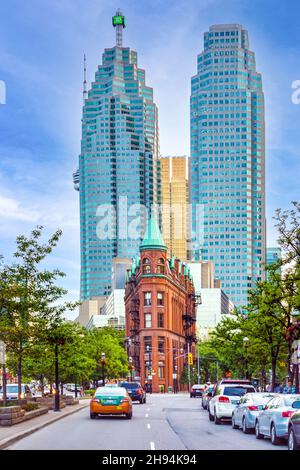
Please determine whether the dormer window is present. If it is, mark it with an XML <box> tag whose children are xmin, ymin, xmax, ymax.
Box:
<box><xmin>157</xmin><ymin>258</ymin><xmax>165</xmax><ymax>274</ymax></box>
<box><xmin>143</xmin><ymin>258</ymin><xmax>151</xmax><ymax>274</ymax></box>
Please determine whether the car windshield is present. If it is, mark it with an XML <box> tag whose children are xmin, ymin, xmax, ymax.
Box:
<box><xmin>6</xmin><ymin>385</ymin><xmax>19</xmax><ymax>393</ymax></box>
<box><xmin>95</xmin><ymin>387</ymin><xmax>126</xmax><ymax>396</ymax></box>
<box><xmin>283</xmin><ymin>395</ymin><xmax>300</xmax><ymax>406</ymax></box>
<box><xmin>223</xmin><ymin>386</ymin><xmax>255</xmax><ymax>396</ymax></box>
<box><xmin>120</xmin><ymin>383</ymin><xmax>140</xmax><ymax>389</ymax></box>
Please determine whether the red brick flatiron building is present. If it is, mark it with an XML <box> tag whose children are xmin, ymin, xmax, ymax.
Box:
<box><xmin>125</xmin><ymin>217</ymin><xmax>196</xmax><ymax>393</ymax></box>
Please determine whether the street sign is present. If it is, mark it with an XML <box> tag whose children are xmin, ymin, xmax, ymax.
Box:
<box><xmin>172</xmin><ymin>373</ymin><xmax>177</xmax><ymax>379</ymax></box>
<box><xmin>188</xmin><ymin>353</ymin><xmax>193</xmax><ymax>365</ymax></box>
<box><xmin>148</xmin><ymin>375</ymin><xmax>152</xmax><ymax>380</ymax></box>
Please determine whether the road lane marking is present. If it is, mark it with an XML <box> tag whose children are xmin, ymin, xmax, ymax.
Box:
<box><xmin>145</xmin><ymin>413</ymin><xmax>149</xmax><ymax>418</ymax></box>
<box><xmin>150</xmin><ymin>441</ymin><xmax>155</xmax><ymax>450</ymax></box>
<box><xmin>147</xmin><ymin>423</ymin><xmax>151</xmax><ymax>429</ymax></box>
<box><xmin>147</xmin><ymin>408</ymin><xmax>150</xmax><ymax>411</ymax></box>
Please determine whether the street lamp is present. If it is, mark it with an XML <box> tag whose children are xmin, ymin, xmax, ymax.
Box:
<box><xmin>101</xmin><ymin>353</ymin><xmax>106</xmax><ymax>386</ymax></box>
<box><xmin>48</xmin><ymin>336</ymin><xmax>66</xmax><ymax>412</ymax></box>
<box><xmin>129</xmin><ymin>356</ymin><xmax>133</xmax><ymax>382</ymax></box>
<box><xmin>146</xmin><ymin>345</ymin><xmax>152</xmax><ymax>393</ymax></box>
<box><xmin>0</xmin><ymin>342</ymin><xmax>7</xmax><ymax>407</ymax></box>
<box><xmin>292</xmin><ymin>310</ymin><xmax>300</xmax><ymax>393</ymax></box>
<box><xmin>243</xmin><ymin>337</ymin><xmax>249</xmax><ymax>380</ymax></box>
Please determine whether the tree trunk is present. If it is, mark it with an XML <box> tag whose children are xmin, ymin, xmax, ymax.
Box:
<box><xmin>271</xmin><ymin>357</ymin><xmax>277</xmax><ymax>392</ymax></box>
<box><xmin>17</xmin><ymin>354</ymin><xmax>22</xmax><ymax>400</ymax></box>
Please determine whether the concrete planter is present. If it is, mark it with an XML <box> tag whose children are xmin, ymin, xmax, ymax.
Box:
<box><xmin>0</xmin><ymin>405</ymin><xmax>49</xmax><ymax>426</ymax></box>
<box><xmin>0</xmin><ymin>406</ymin><xmax>25</xmax><ymax>426</ymax></box>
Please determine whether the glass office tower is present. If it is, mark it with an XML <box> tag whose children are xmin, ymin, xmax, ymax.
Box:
<box><xmin>190</xmin><ymin>24</ymin><xmax>266</xmax><ymax>306</ymax></box>
<box><xmin>75</xmin><ymin>11</ymin><xmax>159</xmax><ymax>300</ymax></box>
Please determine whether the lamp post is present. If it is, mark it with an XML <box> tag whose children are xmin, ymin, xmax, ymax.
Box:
<box><xmin>243</xmin><ymin>337</ymin><xmax>249</xmax><ymax>380</ymax></box>
<box><xmin>292</xmin><ymin>310</ymin><xmax>300</xmax><ymax>393</ymax></box>
<box><xmin>0</xmin><ymin>342</ymin><xmax>6</xmax><ymax>407</ymax></box>
<box><xmin>48</xmin><ymin>333</ymin><xmax>65</xmax><ymax>412</ymax></box>
<box><xmin>146</xmin><ymin>345</ymin><xmax>152</xmax><ymax>393</ymax></box>
<box><xmin>129</xmin><ymin>356</ymin><xmax>133</xmax><ymax>382</ymax></box>
<box><xmin>101</xmin><ymin>353</ymin><xmax>106</xmax><ymax>386</ymax></box>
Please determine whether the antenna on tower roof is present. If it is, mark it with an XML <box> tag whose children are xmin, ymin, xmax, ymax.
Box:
<box><xmin>112</xmin><ymin>8</ymin><xmax>126</xmax><ymax>47</ymax></box>
<box><xmin>83</xmin><ymin>53</ymin><xmax>87</xmax><ymax>104</ymax></box>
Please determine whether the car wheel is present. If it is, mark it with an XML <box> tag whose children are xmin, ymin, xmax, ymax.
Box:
<box><xmin>232</xmin><ymin>415</ymin><xmax>239</xmax><ymax>429</ymax></box>
<box><xmin>255</xmin><ymin>420</ymin><xmax>264</xmax><ymax>439</ymax></box>
<box><xmin>90</xmin><ymin>412</ymin><xmax>96</xmax><ymax>419</ymax></box>
<box><xmin>270</xmin><ymin>424</ymin><xmax>281</xmax><ymax>445</ymax></box>
<box><xmin>242</xmin><ymin>417</ymin><xmax>250</xmax><ymax>434</ymax></box>
<box><xmin>126</xmin><ymin>412</ymin><xmax>132</xmax><ymax>419</ymax></box>
<box><xmin>288</xmin><ymin>427</ymin><xmax>299</xmax><ymax>451</ymax></box>
<box><xmin>214</xmin><ymin>410</ymin><xmax>221</xmax><ymax>425</ymax></box>
<box><xmin>209</xmin><ymin>409</ymin><xmax>214</xmax><ymax>421</ymax></box>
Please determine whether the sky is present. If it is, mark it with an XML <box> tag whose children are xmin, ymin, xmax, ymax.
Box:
<box><xmin>0</xmin><ymin>0</ymin><xmax>300</xmax><ymax>318</ymax></box>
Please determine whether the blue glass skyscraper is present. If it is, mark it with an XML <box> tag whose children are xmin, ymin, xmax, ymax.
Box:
<box><xmin>75</xmin><ymin>11</ymin><xmax>159</xmax><ymax>301</ymax></box>
<box><xmin>190</xmin><ymin>24</ymin><xmax>266</xmax><ymax>306</ymax></box>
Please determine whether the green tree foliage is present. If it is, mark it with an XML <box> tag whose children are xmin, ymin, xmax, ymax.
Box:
<box><xmin>0</xmin><ymin>226</ymin><xmax>78</xmax><ymax>397</ymax></box>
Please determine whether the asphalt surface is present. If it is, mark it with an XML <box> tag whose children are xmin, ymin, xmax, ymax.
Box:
<box><xmin>8</xmin><ymin>394</ymin><xmax>287</xmax><ymax>450</ymax></box>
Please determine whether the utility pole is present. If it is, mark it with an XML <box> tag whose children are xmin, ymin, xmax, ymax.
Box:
<box><xmin>0</xmin><ymin>342</ymin><xmax>6</xmax><ymax>407</ymax></box>
<box><xmin>197</xmin><ymin>342</ymin><xmax>200</xmax><ymax>384</ymax></box>
<box><xmin>187</xmin><ymin>342</ymin><xmax>191</xmax><ymax>391</ymax></box>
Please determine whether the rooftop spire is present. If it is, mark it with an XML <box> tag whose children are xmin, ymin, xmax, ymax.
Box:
<box><xmin>83</xmin><ymin>53</ymin><xmax>87</xmax><ymax>103</ymax></box>
<box><xmin>140</xmin><ymin>217</ymin><xmax>167</xmax><ymax>252</ymax></box>
<box><xmin>112</xmin><ymin>8</ymin><xmax>126</xmax><ymax>47</ymax></box>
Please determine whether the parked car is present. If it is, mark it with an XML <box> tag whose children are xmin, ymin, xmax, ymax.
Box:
<box><xmin>202</xmin><ymin>385</ymin><xmax>214</xmax><ymax>410</ymax></box>
<box><xmin>90</xmin><ymin>386</ymin><xmax>132</xmax><ymax>419</ymax></box>
<box><xmin>190</xmin><ymin>384</ymin><xmax>206</xmax><ymax>398</ymax></box>
<box><xmin>288</xmin><ymin>406</ymin><xmax>300</xmax><ymax>450</ymax></box>
<box><xmin>255</xmin><ymin>394</ymin><xmax>300</xmax><ymax>445</ymax></box>
<box><xmin>0</xmin><ymin>383</ymin><xmax>32</xmax><ymax>400</ymax></box>
<box><xmin>232</xmin><ymin>392</ymin><xmax>276</xmax><ymax>433</ymax></box>
<box><xmin>208</xmin><ymin>381</ymin><xmax>256</xmax><ymax>424</ymax></box>
<box><xmin>120</xmin><ymin>382</ymin><xmax>146</xmax><ymax>404</ymax></box>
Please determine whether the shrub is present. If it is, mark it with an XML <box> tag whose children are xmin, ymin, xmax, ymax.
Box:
<box><xmin>84</xmin><ymin>389</ymin><xmax>95</xmax><ymax>396</ymax></box>
<box><xmin>21</xmin><ymin>403</ymin><xmax>39</xmax><ymax>412</ymax></box>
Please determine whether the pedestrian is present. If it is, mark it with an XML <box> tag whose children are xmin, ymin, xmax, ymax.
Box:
<box><xmin>266</xmin><ymin>383</ymin><xmax>272</xmax><ymax>392</ymax></box>
<box><xmin>283</xmin><ymin>380</ymin><xmax>296</xmax><ymax>394</ymax></box>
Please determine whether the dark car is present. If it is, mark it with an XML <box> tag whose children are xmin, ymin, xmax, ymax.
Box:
<box><xmin>120</xmin><ymin>382</ymin><xmax>146</xmax><ymax>404</ymax></box>
<box><xmin>190</xmin><ymin>384</ymin><xmax>206</xmax><ymax>398</ymax></box>
<box><xmin>288</xmin><ymin>401</ymin><xmax>300</xmax><ymax>450</ymax></box>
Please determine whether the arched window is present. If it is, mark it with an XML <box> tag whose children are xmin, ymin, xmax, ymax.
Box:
<box><xmin>157</xmin><ymin>258</ymin><xmax>165</xmax><ymax>274</ymax></box>
<box><xmin>143</xmin><ymin>258</ymin><xmax>151</xmax><ymax>274</ymax></box>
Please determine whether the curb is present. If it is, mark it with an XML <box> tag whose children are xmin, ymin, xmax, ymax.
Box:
<box><xmin>0</xmin><ymin>402</ymin><xmax>89</xmax><ymax>450</ymax></box>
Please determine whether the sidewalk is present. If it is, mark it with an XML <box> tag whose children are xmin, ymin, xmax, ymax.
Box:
<box><xmin>0</xmin><ymin>399</ymin><xmax>90</xmax><ymax>449</ymax></box>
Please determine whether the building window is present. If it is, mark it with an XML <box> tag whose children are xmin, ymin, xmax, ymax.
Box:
<box><xmin>144</xmin><ymin>292</ymin><xmax>152</xmax><ymax>306</ymax></box>
<box><xmin>144</xmin><ymin>336</ymin><xmax>152</xmax><ymax>352</ymax></box>
<box><xmin>145</xmin><ymin>313</ymin><xmax>152</xmax><ymax>328</ymax></box>
<box><xmin>158</xmin><ymin>336</ymin><xmax>165</xmax><ymax>353</ymax></box>
<box><xmin>143</xmin><ymin>258</ymin><xmax>151</xmax><ymax>274</ymax></box>
<box><xmin>158</xmin><ymin>313</ymin><xmax>164</xmax><ymax>328</ymax></box>
<box><xmin>157</xmin><ymin>258</ymin><xmax>165</xmax><ymax>274</ymax></box>
<box><xmin>157</xmin><ymin>292</ymin><xmax>164</xmax><ymax>306</ymax></box>
<box><xmin>158</xmin><ymin>361</ymin><xmax>165</xmax><ymax>379</ymax></box>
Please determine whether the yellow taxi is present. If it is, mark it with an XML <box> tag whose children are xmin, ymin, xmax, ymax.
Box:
<box><xmin>90</xmin><ymin>386</ymin><xmax>132</xmax><ymax>419</ymax></box>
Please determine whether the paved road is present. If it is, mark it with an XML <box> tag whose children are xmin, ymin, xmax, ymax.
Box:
<box><xmin>8</xmin><ymin>394</ymin><xmax>286</xmax><ymax>450</ymax></box>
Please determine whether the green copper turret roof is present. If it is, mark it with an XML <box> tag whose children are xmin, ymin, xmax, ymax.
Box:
<box><xmin>140</xmin><ymin>217</ymin><xmax>167</xmax><ymax>251</ymax></box>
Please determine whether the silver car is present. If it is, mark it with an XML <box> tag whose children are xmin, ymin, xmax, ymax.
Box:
<box><xmin>232</xmin><ymin>392</ymin><xmax>277</xmax><ymax>433</ymax></box>
<box><xmin>208</xmin><ymin>383</ymin><xmax>256</xmax><ymax>424</ymax></box>
<box><xmin>255</xmin><ymin>394</ymin><xmax>300</xmax><ymax>445</ymax></box>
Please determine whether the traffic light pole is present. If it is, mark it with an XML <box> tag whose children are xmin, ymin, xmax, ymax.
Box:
<box><xmin>187</xmin><ymin>342</ymin><xmax>191</xmax><ymax>391</ymax></box>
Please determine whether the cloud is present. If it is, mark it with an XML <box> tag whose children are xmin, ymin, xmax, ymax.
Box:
<box><xmin>0</xmin><ymin>195</ymin><xmax>39</xmax><ymax>222</ymax></box>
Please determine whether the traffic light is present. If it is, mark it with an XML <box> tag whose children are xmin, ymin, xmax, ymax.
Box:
<box><xmin>188</xmin><ymin>353</ymin><xmax>193</xmax><ymax>365</ymax></box>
